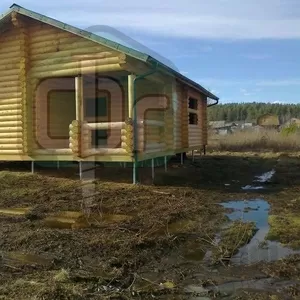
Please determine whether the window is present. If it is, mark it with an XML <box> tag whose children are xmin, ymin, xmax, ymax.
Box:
<box><xmin>189</xmin><ymin>97</ymin><xmax>198</xmax><ymax>110</ymax></box>
<box><xmin>188</xmin><ymin>97</ymin><xmax>198</xmax><ymax>125</ymax></box>
<box><xmin>189</xmin><ymin>113</ymin><xmax>198</xmax><ymax>125</ymax></box>
<box><xmin>85</xmin><ymin>96</ymin><xmax>108</xmax><ymax>120</ymax></box>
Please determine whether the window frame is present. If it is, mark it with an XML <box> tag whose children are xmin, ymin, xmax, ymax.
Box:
<box><xmin>188</xmin><ymin>96</ymin><xmax>199</xmax><ymax>125</ymax></box>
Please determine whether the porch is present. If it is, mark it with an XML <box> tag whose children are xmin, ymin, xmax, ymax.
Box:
<box><xmin>32</xmin><ymin>73</ymin><xmax>171</xmax><ymax>162</ymax></box>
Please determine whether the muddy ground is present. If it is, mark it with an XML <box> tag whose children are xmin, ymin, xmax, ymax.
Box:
<box><xmin>0</xmin><ymin>154</ymin><xmax>300</xmax><ymax>299</ymax></box>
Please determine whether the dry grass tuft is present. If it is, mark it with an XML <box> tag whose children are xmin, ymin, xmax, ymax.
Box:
<box><xmin>54</xmin><ymin>269</ymin><xmax>70</xmax><ymax>283</ymax></box>
<box><xmin>261</xmin><ymin>254</ymin><xmax>300</xmax><ymax>279</ymax></box>
<box><xmin>209</xmin><ymin>220</ymin><xmax>257</xmax><ymax>264</ymax></box>
<box><xmin>208</xmin><ymin>130</ymin><xmax>300</xmax><ymax>152</ymax></box>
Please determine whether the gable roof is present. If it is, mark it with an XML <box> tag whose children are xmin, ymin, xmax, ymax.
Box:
<box><xmin>0</xmin><ymin>3</ymin><xmax>219</xmax><ymax>103</ymax></box>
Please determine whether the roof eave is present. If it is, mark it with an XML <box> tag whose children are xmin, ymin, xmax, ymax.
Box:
<box><xmin>147</xmin><ymin>57</ymin><xmax>219</xmax><ymax>101</ymax></box>
<box><xmin>7</xmin><ymin>4</ymin><xmax>149</xmax><ymax>62</ymax></box>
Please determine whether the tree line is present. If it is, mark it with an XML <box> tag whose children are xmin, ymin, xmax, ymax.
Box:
<box><xmin>208</xmin><ymin>103</ymin><xmax>300</xmax><ymax>123</ymax></box>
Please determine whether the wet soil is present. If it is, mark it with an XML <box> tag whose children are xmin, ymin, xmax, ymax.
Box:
<box><xmin>0</xmin><ymin>154</ymin><xmax>300</xmax><ymax>299</ymax></box>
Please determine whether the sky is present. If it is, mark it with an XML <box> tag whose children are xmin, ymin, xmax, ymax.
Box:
<box><xmin>1</xmin><ymin>0</ymin><xmax>300</xmax><ymax>104</ymax></box>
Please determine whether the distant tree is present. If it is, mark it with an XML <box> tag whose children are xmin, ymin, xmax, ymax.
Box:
<box><xmin>208</xmin><ymin>102</ymin><xmax>300</xmax><ymax>123</ymax></box>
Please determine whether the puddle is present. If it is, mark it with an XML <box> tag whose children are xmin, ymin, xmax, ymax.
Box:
<box><xmin>241</xmin><ymin>169</ymin><xmax>275</xmax><ymax>190</ymax></box>
<box><xmin>186</xmin><ymin>278</ymin><xmax>297</xmax><ymax>298</ymax></box>
<box><xmin>254</xmin><ymin>169</ymin><xmax>275</xmax><ymax>183</ymax></box>
<box><xmin>183</xmin><ymin>240</ymin><xmax>206</xmax><ymax>261</ymax></box>
<box><xmin>241</xmin><ymin>185</ymin><xmax>264</xmax><ymax>190</ymax></box>
<box><xmin>154</xmin><ymin>220</ymin><xmax>196</xmax><ymax>236</ymax></box>
<box><xmin>44</xmin><ymin>211</ymin><xmax>132</xmax><ymax>229</ymax></box>
<box><xmin>221</xmin><ymin>199</ymin><xmax>300</xmax><ymax>265</ymax></box>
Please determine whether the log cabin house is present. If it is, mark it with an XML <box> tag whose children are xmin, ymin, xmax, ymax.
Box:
<box><xmin>257</xmin><ymin>114</ymin><xmax>280</xmax><ymax>130</ymax></box>
<box><xmin>0</xmin><ymin>4</ymin><xmax>219</xmax><ymax>182</ymax></box>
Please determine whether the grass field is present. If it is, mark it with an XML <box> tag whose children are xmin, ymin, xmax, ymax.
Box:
<box><xmin>208</xmin><ymin>129</ymin><xmax>300</xmax><ymax>152</ymax></box>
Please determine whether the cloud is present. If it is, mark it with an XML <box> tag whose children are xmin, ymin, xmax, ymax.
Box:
<box><xmin>240</xmin><ymin>88</ymin><xmax>252</xmax><ymax>96</ymax></box>
<box><xmin>242</xmin><ymin>54</ymin><xmax>271</xmax><ymax>60</ymax></box>
<box><xmin>210</xmin><ymin>89</ymin><xmax>219</xmax><ymax>95</ymax></box>
<box><xmin>180</xmin><ymin>71</ymin><xmax>189</xmax><ymax>75</ymax></box>
<box><xmin>197</xmin><ymin>78</ymin><xmax>300</xmax><ymax>88</ymax></box>
<box><xmin>3</xmin><ymin>0</ymin><xmax>300</xmax><ymax>39</ymax></box>
<box><xmin>197</xmin><ymin>78</ymin><xmax>245</xmax><ymax>86</ymax></box>
<box><xmin>171</xmin><ymin>53</ymin><xmax>198</xmax><ymax>59</ymax></box>
<box><xmin>256</xmin><ymin>79</ymin><xmax>300</xmax><ymax>86</ymax></box>
<box><xmin>272</xmin><ymin>100</ymin><xmax>285</xmax><ymax>104</ymax></box>
<box><xmin>170</xmin><ymin>46</ymin><xmax>213</xmax><ymax>59</ymax></box>
<box><xmin>199</xmin><ymin>46</ymin><xmax>213</xmax><ymax>52</ymax></box>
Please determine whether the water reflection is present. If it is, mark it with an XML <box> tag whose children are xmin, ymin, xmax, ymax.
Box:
<box><xmin>221</xmin><ymin>199</ymin><xmax>300</xmax><ymax>265</ymax></box>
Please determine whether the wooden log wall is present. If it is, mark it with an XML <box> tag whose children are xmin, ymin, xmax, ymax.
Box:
<box><xmin>188</xmin><ymin>125</ymin><xmax>202</xmax><ymax>146</ymax></box>
<box><xmin>18</xmin><ymin>17</ymin><xmax>31</xmax><ymax>155</ymax></box>
<box><xmin>170</xmin><ymin>81</ymin><xmax>209</xmax><ymax>152</ymax></box>
<box><xmin>27</xmin><ymin>20</ymin><xmax>127</xmax><ymax>152</ymax></box>
<box><xmin>28</xmin><ymin>22</ymin><xmax>125</xmax><ymax>79</ymax></box>
<box><xmin>135</xmin><ymin>78</ymin><xmax>171</xmax><ymax>153</ymax></box>
<box><xmin>180</xmin><ymin>84</ymin><xmax>189</xmax><ymax>149</ymax></box>
<box><xmin>172</xmin><ymin>81</ymin><xmax>182</xmax><ymax>150</ymax></box>
<box><xmin>122</xmin><ymin>119</ymin><xmax>133</xmax><ymax>153</ymax></box>
<box><xmin>0</xmin><ymin>23</ymin><xmax>24</xmax><ymax>155</ymax></box>
<box><xmin>69</xmin><ymin>120</ymin><xmax>81</xmax><ymax>156</ymax></box>
<box><xmin>187</xmin><ymin>88</ymin><xmax>208</xmax><ymax>148</ymax></box>
<box><xmin>199</xmin><ymin>95</ymin><xmax>208</xmax><ymax>146</ymax></box>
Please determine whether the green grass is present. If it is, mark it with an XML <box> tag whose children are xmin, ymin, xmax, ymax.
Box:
<box><xmin>267</xmin><ymin>214</ymin><xmax>300</xmax><ymax>248</ymax></box>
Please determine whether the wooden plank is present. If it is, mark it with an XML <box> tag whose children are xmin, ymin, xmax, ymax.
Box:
<box><xmin>31</xmin><ymin>64</ymin><xmax>123</xmax><ymax>78</ymax></box>
<box><xmin>128</xmin><ymin>74</ymin><xmax>135</xmax><ymax>119</ymax></box>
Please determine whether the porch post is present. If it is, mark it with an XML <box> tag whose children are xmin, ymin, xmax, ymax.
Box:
<box><xmin>79</xmin><ymin>161</ymin><xmax>83</xmax><ymax>180</ymax></box>
<box><xmin>128</xmin><ymin>74</ymin><xmax>138</xmax><ymax>184</ymax></box>
<box><xmin>164</xmin><ymin>156</ymin><xmax>168</xmax><ymax>172</ymax></box>
<box><xmin>75</xmin><ymin>76</ymin><xmax>84</xmax><ymax>179</ymax></box>
<box><xmin>151</xmin><ymin>158</ymin><xmax>155</xmax><ymax>180</ymax></box>
<box><xmin>75</xmin><ymin>75</ymin><xmax>84</xmax><ymax>121</ymax></box>
<box><xmin>75</xmin><ymin>75</ymin><xmax>83</xmax><ymax>164</ymax></box>
<box><xmin>128</xmin><ymin>74</ymin><xmax>135</xmax><ymax>119</ymax></box>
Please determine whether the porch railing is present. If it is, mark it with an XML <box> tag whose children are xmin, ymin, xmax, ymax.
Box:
<box><xmin>69</xmin><ymin>119</ymin><xmax>171</xmax><ymax>157</ymax></box>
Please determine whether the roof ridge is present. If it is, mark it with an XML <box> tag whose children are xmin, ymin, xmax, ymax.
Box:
<box><xmin>10</xmin><ymin>3</ymin><xmax>21</xmax><ymax>8</ymax></box>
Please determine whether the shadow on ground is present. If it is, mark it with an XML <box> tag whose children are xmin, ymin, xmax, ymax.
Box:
<box><xmin>0</xmin><ymin>154</ymin><xmax>288</xmax><ymax>194</ymax></box>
